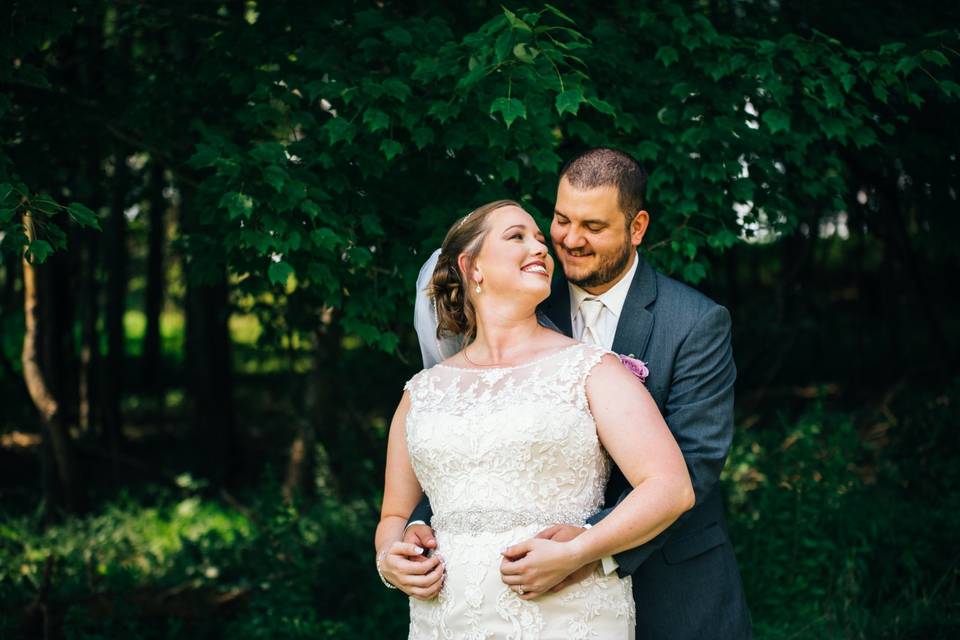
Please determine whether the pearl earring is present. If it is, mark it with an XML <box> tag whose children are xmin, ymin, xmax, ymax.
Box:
<box><xmin>475</xmin><ymin>283</ymin><xmax>482</xmax><ymax>294</ymax></box>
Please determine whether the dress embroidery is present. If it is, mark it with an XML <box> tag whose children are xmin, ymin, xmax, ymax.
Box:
<box><xmin>403</xmin><ymin>343</ymin><xmax>635</xmax><ymax>639</ymax></box>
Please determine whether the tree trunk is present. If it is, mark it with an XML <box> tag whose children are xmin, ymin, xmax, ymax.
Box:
<box><xmin>100</xmin><ymin>149</ymin><xmax>130</xmax><ymax>464</ymax></box>
<box><xmin>142</xmin><ymin>161</ymin><xmax>167</xmax><ymax>396</ymax></box>
<box><xmin>76</xmin><ymin>0</ymin><xmax>105</xmax><ymax>437</ymax></box>
<box><xmin>181</xmin><ymin>185</ymin><xmax>238</xmax><ymax>486</ymax></box>
<box><xmin>78</xmin><ymin>226</ymin><xmax>101</xmax><ymax>435</ymax></box>
<box><xmin>21</xmin><ymin>214</ymin><xmax>83</xmax><ymax>514</ymax></box>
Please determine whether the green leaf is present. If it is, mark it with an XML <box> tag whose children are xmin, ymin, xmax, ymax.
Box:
<box><xmin>840</xmin><ymin>74</ymin><xmax>856</xmax><ymax>92</ymax></box>
<box><xmin>939</xmin><ymin>80</ymin><xmax>960</xmax><ymax>98</ymax></box>
<box><xmin>822</xmin><ymin>81</ymin><xmax>844</xmax><ymax>109</ymax></box>
<box><xmin>489</xmin><ymin>97</ymin><xmax>527</xmax><ymax>128</ymax></box>
<box><xmin>503</xmin><ymin>8</ymin><xmax>532</xmax><ymax>32</ymax></box>
<box><xmin>531</xmin><ymin>148</ymin><xmax>561</xmax><ymax>173</ymax></box>
<box><xmin>26</xmin><ymin>239</ymin><xmax>53</xmax><ymax>263</ymax></box>
<box><xmin>499</xmin><ymin>159</ymin><xmax>519</xmax><ymax>182</ymax></box>
<box><xmin>921</xmin><ymin>50</ymin><xmax>949</xmax><ymax>67</ymax></box>
<box><xmin>0</xmin><ymin>207</ymin><xmax>15</xmax><ymax>225</ymax></box>
<box><xmin>67</xmin><ymin>202</ymin><xmax>101</xmax><ymax>230</ymax></box>
<box><xmin>311</xmin><ymin>227</ymin><xmax>341</xmax><ymax>252</ymax></box>
<box><xmin>286</xmin><ymin>230</ymin><xmax>302</xmax><ymax>251</ymax></box>
<box><xmin>0</xmin><ymin>182</ymin><xmax>14</xmax><ymax>204</ymax></box>
<box><xmin>731</xmin><ymin>178</ymin><xmax>754</xmax><ymax>201</ymax></box>
<box><xmin>363</xmin><ymin>108</ymin><xmax>390</xmax><ymax>133</ymax></box>
<box><xmin>894</xmin><ymin>56</ymin><xmax>918</xmax><ymax>76</ymax></box>
<box><xmin>263</xmin><ymin>165</ymin><xmax>287</xmax><ymax>192</ymax></box>
<box><xmin>494</xmin><ymin>30</ymin><xmax>513</xmax><ymax>62</ymax></box>
<box><xmin>428</xmin><ymin>101</ymin><xmax>460</xmax><ymax>123</ymax></box>
<box><xmin>762</xmin><ymin>109</ymin><xmax>791</xmax><ymax>134</ymax></box>
<box><xmin>361</xmin><ymin>215</ymin><xmax>385</xmax><ymax>236</ymax></box>
<box><xmin>268</xmin><ymin>260</ymin><xmax>294</xmax><ymax>287</ymax></box>
<box><xmin>411</xmin><ymin>127</ymin><xmax>434</xmax><ymax>150</ymax></box>
<box><xmin>544</xmin><ymin>3</ymin><xmax>576</xmax><ymax>24</ymax></box>
<box><xmin>555</xmin><ymin>88</ymin><xmax>585</xmax><ymax>116</ymax></box>
<box><xmin>348</xmin><ymin>246</ymin><xmax>373</xmax><ymax>267</ymax></box>
<box><xmin>700</xmin><ymin>163</ymin><xmax>725</xmax><ymax>183</ymax></box>
<box><xmin>30</xmin><ymin>197</ymin><xmax>60</xmax><ymax>215</ymax></box>
<box><xmin>682</xmin><ymin>261</ymin><xmax>707</xmax><ymax>283</ymax></box>
<box><xmin>383</xmin><ymin>26</ymin><xmax>412</xmax><ymax>46</ymax></box>
<box><xmin>513</xmin><ymin>43</ymin><xmax>537</xmax><ymax>64</ymax></box>
<box><xmin>851</xmin><ymin>126</ymin><xmax>878</xmax><ymax>148</ymax></box>
<box><xmin>218</xmin><ymin>192</ymin><xmax>255</xmax><ymax>220</ymax></box>
<box><xmin>872</xmin><ymin>84</ymin><xmax>889</xmax><ymax>103</ymax></box>
<box><xmin>820</xmin><ymin>116</ymin><xmax>846</xmax><ymax>139</ymax></box>
<box><xmin>381</xmin><ymin>78</ymin><xmax>412</xmax><ymax>102</ymax></box>
<box><xmin>655</xmin><ymin>46</ymin><xmax>679</xmax><ymax>67</ymax></box>
<box><xmin>188</xmin><ymin>143</ymin><xmax>220</xmax><ymax>169</ymax></box>
<box><xmin>250</xmin><ymin>142</ymin><xmax>286</xmax><ymax>165</ymax></box>
<box><xmin>634</xmin><ymin>141</ymin><xmax>661</xmax><ymax>161</ymax></box>
<box><xmin>380</xmin><ymin>139</ymin><xmax>403</xmax><ymax>161</ymax></box>
<box><xmin>707</xmin><ymin>229</ymin><xmax>738</xmax><ymax>249</ymax></box>
<box><xmin>325</xmin><ymin>118</ymin><xmax>356</xmax><ymax>144</ymax></box>
<box><xmin>589</xmin><ymin>98</ymin><xmax>616</xmax><ymax>116</ymax></box>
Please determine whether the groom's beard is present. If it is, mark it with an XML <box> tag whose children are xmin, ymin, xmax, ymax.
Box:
<box><xmin>561</xmin><ymin>238</ymin><xmax>633</xmax><ymax>290</ymax></box>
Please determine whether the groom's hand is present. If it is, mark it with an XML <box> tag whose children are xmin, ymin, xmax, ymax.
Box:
<box><xmin>403</xmin><ymin>523</ymin><xmax>438</xmax><ymax>553</ymax></box>
<box><xmin>536</xmin><ymin>524</ymin><xmax>601</xmax><ymax>593</ymax></box>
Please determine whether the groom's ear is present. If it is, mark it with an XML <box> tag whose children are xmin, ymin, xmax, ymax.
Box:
<box><xmin>630</xmin><ymin>210</ymin><xmax>650</xmax><ymax>247</ymax></box>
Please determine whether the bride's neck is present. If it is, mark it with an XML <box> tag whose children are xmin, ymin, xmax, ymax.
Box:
<box><xmin>469</xmin><ymin>305</ymin><xmax>541</xmax><ymax>363</ymax></box>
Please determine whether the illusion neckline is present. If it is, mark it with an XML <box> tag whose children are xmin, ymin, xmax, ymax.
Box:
<box><xmin>434</xmin><ymin>343</ymin><xmax>583</xmax><ymax>372</ymax></box>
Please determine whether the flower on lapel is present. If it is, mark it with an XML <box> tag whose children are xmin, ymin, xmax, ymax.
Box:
<box><xmin>618</xmin><ymin>354</ymin><xmax>649</xmax><ymax>384</ymax></box>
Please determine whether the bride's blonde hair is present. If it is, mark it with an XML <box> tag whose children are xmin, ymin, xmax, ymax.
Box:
<box><xmin>430</xmin><ymin>199</ymin><xmax>521</xmax><ymax>344</ymax></box>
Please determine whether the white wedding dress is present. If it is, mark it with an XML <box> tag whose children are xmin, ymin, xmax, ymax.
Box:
<box><xmin>403</xmin><ymin>343</ymin><xmax>635</xmax><ymax>640</ymax></box>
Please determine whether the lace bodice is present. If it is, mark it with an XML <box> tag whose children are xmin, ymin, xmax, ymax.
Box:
<box><xmin>402</xmin><ymin>342</ymin><xmax>635</xmax><ymax>639</ymax></box>
<box><xmin>404</xmin><ymin>343</ymin><xmax>611</xmax><ymax>532</ymax></box>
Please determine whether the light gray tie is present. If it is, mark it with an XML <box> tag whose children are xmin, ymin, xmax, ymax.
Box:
<box><xmin>579</xmin><ymin>298</ymin><xmax>605</xmax><ymax>346</ymax></box>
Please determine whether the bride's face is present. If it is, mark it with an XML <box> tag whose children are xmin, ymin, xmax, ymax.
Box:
<box><xmin>466</xmin><ymin>206</ymin><xmax>553</xmax><ymax>304</ymax></box>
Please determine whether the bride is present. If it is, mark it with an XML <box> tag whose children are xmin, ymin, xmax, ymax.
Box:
<box><xmin>374</xmin><ymin>200</ymin><xmax>694</xmax><ymax>639</ymax></box>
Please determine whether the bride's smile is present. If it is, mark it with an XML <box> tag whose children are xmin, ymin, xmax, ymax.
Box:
<box><xmin>464</xmin><ymin>205</ymin><xmax>554</xmax><ymax>304</ymax></box>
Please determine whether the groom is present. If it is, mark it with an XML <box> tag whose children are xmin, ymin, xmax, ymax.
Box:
<box><xmin>398</xmin><ymin>148</ymin><xmax>751</xmax><ymax>639</ymax></box>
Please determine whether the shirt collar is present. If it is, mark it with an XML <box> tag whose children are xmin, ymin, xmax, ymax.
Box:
<box><xmin>567</xmin><ymin>252</ymin><xmax>640</xmax><ymax>320</ymax></box>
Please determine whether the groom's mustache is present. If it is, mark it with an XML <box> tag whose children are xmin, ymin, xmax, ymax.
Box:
<box><xmin>559</xmin><ymin>246</ymin><xmax>595</xmax><ymax>257</ymax></box>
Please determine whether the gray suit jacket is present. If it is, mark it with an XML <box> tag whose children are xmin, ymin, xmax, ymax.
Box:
<box><xmin>411</xmin><ymin>251</ymin><xmax>751</xmax><ymax>640</ymax></box>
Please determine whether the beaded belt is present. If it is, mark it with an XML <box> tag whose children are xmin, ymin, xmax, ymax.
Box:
<box><xmin>432</xmin><ymin>509</ymin><xmax>587</xmax><ymax>534</ymax></box>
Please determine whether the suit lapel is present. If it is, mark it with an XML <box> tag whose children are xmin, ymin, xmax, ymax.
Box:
<box><xmin>611</xmin><ymin>254</ymin><xmax>657</xmax><ymax>358</ymax></box>
<box><xmin>541</xmin><ymin>273</ymin><xmax>573</xmax><ymax>337</ymax></box>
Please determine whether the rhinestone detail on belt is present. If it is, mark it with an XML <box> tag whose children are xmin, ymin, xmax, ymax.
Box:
<box><xmin>432</xmin><ymin>509</ymin><xmax>587</xmax><ymax>534</ymax></box>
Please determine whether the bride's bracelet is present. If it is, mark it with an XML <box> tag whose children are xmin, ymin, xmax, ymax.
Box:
<box><xmin>376</xmin><ymin>549</ymin><xmax>398</xmax><ymax>590</ymax></box>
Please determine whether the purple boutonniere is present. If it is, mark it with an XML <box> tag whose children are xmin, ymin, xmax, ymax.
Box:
<box><xmin>618</xmin><ymin>354</ymin><xmax>649</xmax><ymax>384</ymax></box>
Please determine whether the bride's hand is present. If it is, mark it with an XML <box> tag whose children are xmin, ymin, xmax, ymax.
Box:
<box><xmin>379</xmin><ymin>541</ymin><xmax>445</xmax><ymax>600</ymax></box>
<box><xmin>499</xmin><ymin>537</ymin><xmax>582</xmax><ymax>600</ymax></box>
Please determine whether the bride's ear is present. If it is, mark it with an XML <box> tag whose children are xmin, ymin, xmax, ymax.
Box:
<box><xmin>457</xmin><ymin>254</ymin><xmax>482</xmax><ymax>285</ymax></box>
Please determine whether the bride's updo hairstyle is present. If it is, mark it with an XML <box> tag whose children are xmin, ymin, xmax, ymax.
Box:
<box><xmin>431</xmin><ymin>199</ymin><xmax>522</xmax><ymax>343</ymax></box>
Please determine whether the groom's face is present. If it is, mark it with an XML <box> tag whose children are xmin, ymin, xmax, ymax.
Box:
<box><xmin>551</xmin><ymin>177</ymin><xmax>647</xmax><ymax>294</ymax></box>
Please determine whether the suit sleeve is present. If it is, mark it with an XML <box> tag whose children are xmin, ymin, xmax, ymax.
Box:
<box><xmin>588</xmin><ymin>304</ymin><xmax>736</xmax><ymax>576</ymax></box>
<box><xmin>408</xmin><ymin>494</ymin><xmax>434</xmax><ymax>527</ymax></box>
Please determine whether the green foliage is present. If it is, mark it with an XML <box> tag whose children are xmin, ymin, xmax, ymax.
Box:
<box><xmin>725</xmin><ymin>382</ymin><xmax>960</xmax><ymax>638</ymax></box>
<box><xmin>0</xmin><ymin>478</ymin><xmax>404</xmax><ymax>640</ymax></box>
<box><xmin>2</xmin><ymin>1</ymin><xmax>956</xmax><ymax>349</ymax></box>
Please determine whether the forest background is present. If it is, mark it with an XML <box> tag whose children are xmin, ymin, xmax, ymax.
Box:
<box><xmin>1</xmin><ymin>1</ymin><xmax>958</xmax><ymax>638</ymax></box>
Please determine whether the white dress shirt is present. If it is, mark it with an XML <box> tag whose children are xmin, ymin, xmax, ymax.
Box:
<box><xmin>569</xmin><ymin>253</ymin><xmax>640</xmax><ymax>350</ymax></box>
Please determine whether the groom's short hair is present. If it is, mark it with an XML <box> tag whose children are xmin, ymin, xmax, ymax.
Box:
<box><xmin>559</xmin><ymin>148</ymin><xmax>647</xmax><ymax>226</ymax></box>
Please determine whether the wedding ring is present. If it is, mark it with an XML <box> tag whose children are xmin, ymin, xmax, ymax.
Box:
<box><xmin>518</xmin><ymin>586</ymin><xmax>524</xmax><ymax>595</ymax></box>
